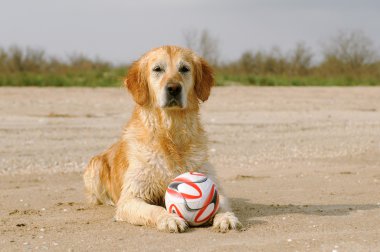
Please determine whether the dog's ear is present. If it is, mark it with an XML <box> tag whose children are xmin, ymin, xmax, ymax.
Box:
<box><xmin>124</xmin><ymin>60</ymin><xmax>149</xmax><ymax>106</ymax></box>
<box><xmin>194</xmin><ymin>58</ymin><xmax>215</xmax><ymax>102</ymax></box>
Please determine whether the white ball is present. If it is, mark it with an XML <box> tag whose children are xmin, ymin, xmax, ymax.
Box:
<box><xmin>165</xmin><ymin>172</ymin><xmax>220</xmax><ymax>226</ymax></box>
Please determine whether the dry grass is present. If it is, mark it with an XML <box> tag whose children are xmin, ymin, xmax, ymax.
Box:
<box><xmin>1</xmin><ymin>30</ymin><xmax>379</xmax><ymax>86</ymax></box>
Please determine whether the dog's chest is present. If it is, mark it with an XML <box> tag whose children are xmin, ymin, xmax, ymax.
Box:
<box><xmin>124</xmin><ymin>143</ymin><xmax>206</xmax><ymax>205</ymax></box>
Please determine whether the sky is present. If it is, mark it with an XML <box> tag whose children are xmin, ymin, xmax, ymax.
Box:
<box><xmin>1</xmin><ymin>0</ymin><xmax>379</xmax><ymax>64</ymax></box>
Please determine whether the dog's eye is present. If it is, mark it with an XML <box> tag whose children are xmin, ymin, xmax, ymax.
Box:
<box><xmin>153</xmin><ymin>66</ymin><xmax>163</xmax><ymax>72</ymax></box>
<box><xmin>179</xmin><ymin>65</ymin><xmax>190</xmax><ymax>73</ymax></box>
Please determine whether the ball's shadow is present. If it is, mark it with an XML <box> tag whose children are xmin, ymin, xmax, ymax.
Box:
<box><xmin>230</xmin><ymin>197</ymin><xmax>380</xmax><ymax>228</ymax></box>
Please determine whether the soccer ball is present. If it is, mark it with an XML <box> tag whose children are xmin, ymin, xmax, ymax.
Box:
<box><xmin>165</xmin><ymin>172</ymin><xmax>220</xmax><ymax>226</ymax></box>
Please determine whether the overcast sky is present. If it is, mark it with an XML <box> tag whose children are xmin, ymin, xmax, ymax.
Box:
<box><xmin>1</xmin><ymin>0</ymin><xmax>379</xmax><ymax>64</ymax></box>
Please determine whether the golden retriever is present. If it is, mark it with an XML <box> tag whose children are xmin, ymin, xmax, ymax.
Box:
<box><xmin>83</xmin><ymin>45</ymin><xmax>241</xmax><ymax>233</ymax></box>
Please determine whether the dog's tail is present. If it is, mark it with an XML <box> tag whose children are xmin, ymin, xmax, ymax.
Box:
<box><xmin>83</xmin><ymin>155</ymin><xmax>114</xmax><ymax>206</ymax></box>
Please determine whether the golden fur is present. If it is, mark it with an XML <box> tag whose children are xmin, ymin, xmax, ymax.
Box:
<box><xmin>83</xmin><ymin>46</ymin><xmax>241</xmax><ymax>232</ymax></box>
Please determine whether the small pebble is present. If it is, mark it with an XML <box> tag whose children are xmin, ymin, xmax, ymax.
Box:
<box><xmin>287</xmin><ymin>239</ymin><xmax>292</xmax><ymax>242</ymax></box>
<box><xmin>63</xmin><ymin>209</ymin><xmax>68</xmax><ymax>212</ymax></box>
<box><xmin>41</xmin><ymin>208</ymin><xmax>46</xmax><ymax>211</ymax></box>
<box><xmin>53</xmin><ymin>242</ymin><xmax>58</xmax><ymax>246</ymax></box>
<box><xmin>39</xmin><ymin>236</ymin><xmax>44</xmax><ymax>239</ymax></box>
<box><xmin>40</xmin><ymin>228</ymin><xmax>45</xmax><ymax>232</ymax></box>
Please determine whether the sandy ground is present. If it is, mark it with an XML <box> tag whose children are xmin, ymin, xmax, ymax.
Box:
<box><xmin>0</xmin><ymin>86</ymin><xmax>380</xmax><ymax>251</ymax></box>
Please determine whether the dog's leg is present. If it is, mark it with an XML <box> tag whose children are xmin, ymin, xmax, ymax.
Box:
<box><xmin>212</xmin><ymin>195</ymin><xmax>242</xmax><ymax>233</ymax></box>
<box><xmin>201</xmin><ymin>163</ymin><xmax>242</xmax><ymax>232</ymax></box>
<box><xmin>115</xmin><ymin>197</ymin><xmax>188</xmax><ymax>233</ymax></box>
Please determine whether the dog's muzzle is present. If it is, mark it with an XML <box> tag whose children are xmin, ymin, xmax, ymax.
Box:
<box><xmin>164</xmin><ymin>83</ymin><xmax>183</xmax><ymax>108</ymax></box>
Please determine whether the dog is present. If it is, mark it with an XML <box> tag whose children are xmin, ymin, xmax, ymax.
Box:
<box><xmin>83</xmin><ymin>45</ymin><xmax>241</xmax><ymax>233</ymax></box>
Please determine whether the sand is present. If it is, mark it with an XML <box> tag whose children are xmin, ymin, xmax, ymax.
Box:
<box><xmin>0</xmin><ymin>86</ymin><xmax>380</xmax><ymax>251</ymax></box>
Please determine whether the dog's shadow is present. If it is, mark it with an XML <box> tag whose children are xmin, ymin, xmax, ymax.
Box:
<box><xmin>231</xmin><ymin>198</ymin><xmax>380</xmax><ymax>228</ymax></box>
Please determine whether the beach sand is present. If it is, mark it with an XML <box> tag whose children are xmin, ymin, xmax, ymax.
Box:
<box><xmin>1</xmin><ymin>86</ymin><xmax>380</xmax><ymax>251</ymax></box>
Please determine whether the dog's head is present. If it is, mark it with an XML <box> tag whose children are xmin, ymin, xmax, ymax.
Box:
<box><xmin>124</xmin><ymin>46</ymin><xmax>214</xmax><ymax>109</ymax></box>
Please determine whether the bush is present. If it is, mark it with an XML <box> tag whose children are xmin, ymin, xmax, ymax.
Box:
<box><xmin>1</xmin><ymin>30</ymin><xmax>380</xmax><ymax>87</ymax></box>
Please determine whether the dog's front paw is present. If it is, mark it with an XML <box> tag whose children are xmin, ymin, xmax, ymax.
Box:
<box><xmin>156</xmin><ymin>213</ymin><xmax>188</xmax><ymax>233</ymax></box>
<box><xmin>212</xmin><ymin>212</ymin><xmax>242</xmax><ymax>233</ymax></box>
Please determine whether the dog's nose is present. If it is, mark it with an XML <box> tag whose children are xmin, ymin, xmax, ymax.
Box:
<box><xmin>166</xmin><ymin>83</ymin><xmax>182</xmax><ymax>97</ymax></box>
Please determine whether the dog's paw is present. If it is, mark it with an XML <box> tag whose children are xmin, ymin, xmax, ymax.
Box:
<box><xmin>212</xmin><ymin>212</ymin><xmax>242</xmax><ymax>233</ymax></box>
<box><xmin>156</xmin><ymin>213</ymin><xmax>188</xmax><ymax>233</ymax></box>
